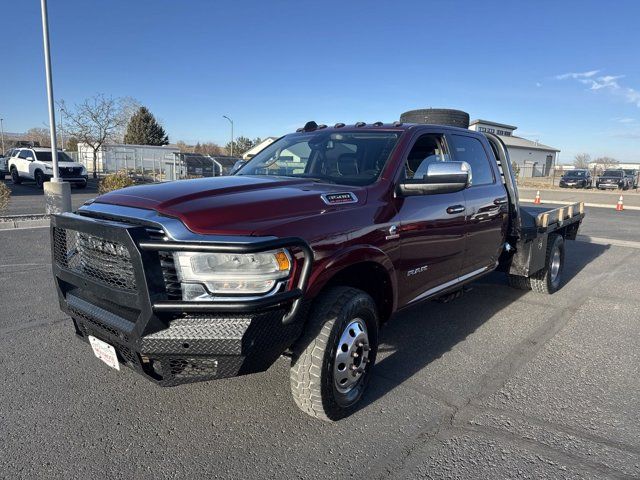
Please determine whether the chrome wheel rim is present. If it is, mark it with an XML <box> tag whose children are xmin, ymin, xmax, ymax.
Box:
<box><xmin>333</xmin><ymin>319</ymin><xmax>370</xmax><ymax>394</ymax></box>
<box><xmin>550</xmin><ymin>248</ymin><xmax>561</xmax><ymax>282</ymax></box>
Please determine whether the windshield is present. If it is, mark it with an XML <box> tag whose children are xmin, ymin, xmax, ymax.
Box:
<box><xmin>34</xmin><ymin>151</ymin><xmax>74</xmax><ymax>163</ymax></box>
<box><xmin>565</xmin><ymin>171</ymin><xmax>585</xmax><ymax>177</ymax></box>
<box><xmin>603</xmin><ymin>170</ymin><xmax>622</xmax><ymax>177</ymax></box>
<box><xmin>236</xmin><ymin>131</ymin><xmax>401</xmax><ymax>186</ymax></box>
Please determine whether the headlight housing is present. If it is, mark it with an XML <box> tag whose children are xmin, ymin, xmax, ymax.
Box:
<box><xmin>174</xmin><ymin>249</ymin><xmax>292</xmax><ymax>300</ymax></box>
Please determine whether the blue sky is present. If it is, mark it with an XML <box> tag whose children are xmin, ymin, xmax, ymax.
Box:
<box><xmin>2</xmin><ymin>0</ymin><xmax>639</xmax><ymax>162</ymax></box>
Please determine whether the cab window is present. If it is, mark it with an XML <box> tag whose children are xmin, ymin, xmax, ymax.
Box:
<box><xmin>404</xmin><ymin>134</ymin><xmax>448</xmax><ymax>179</ymax></box>
<box><xmin>450</xmin><ymin>135</ymin><xmax>495</xmax><ymax>186</ymax></box>
<box><xmin>18</xmin><ymin>149</ymin><xmax>32</xmax><ymax>159</ymax></box>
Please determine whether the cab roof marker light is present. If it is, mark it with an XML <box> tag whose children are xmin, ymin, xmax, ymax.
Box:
<box><xmin>334</xmin><ymin>123</ymin><xmax>345</xmax><ymax>128</ymax></box>
<box><xmin>393</xmin><ymin>121</ymin><xmax>403</xmax><ymax>127</ymax></box>
<box><xmin>355</xmin><ymin>122</ymin><xmax>366</xmax><ymax>127</ymax></box>
<box><xmin>303</xmin><ymin>121</ymin><xmax>318</xmax><ymax>132</ymax></box>
<box><xmin>372</xmin><ymin>121</ymin><xmax>383</xmax><ymax>126</ymax></box>
<box><xmin>317</xmin><ymin>124</ymin><xmax>327</xmax><ymax>129</ymax></box>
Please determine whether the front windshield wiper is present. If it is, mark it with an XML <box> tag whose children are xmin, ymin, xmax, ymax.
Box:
<box><xmin>290</xmin><ymin>174</ymin><xmax>337</xmax><ymax>184</ymax></box>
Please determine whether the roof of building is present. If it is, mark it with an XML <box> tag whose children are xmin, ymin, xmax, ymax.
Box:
<box><xmin>498</xmin><ymin>135</ymin><xmax>560</xmax><ymax>152</ymax></box>
<box><xmin>469</xmin><ymin>119</ymin><xmax>517</xmax><ymax>130</ymax></box>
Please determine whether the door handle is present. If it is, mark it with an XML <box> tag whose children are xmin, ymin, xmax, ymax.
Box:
<box><xmin>493</xmin><ymin>197</ymin><xmax>508</xmax><ymax>205</ymax></box>
<box><xmin>446</xmin><ymin>205</ymin><xmax>465</xmax><ymax>214</ymax></box>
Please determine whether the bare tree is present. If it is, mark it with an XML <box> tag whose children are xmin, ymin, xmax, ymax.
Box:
<box><xmin>59</xmin><ymin>95</ymin><xmax>138</xmax><ymax>178</ymax></box>
<box><xmin>573</xmin><ymin>153</ymin><xmax>591</xmax><ymax>169</ymax></box>
<box><xmin>24</xmin><ymin>128</ymin><xmax>52</xmax><ymax>147</ymax></box>
<box><xmin>593</xmin><ymin>156</ymin><xmax>619</xmax><ymax>173</ymax></box>
<box><xmin>175</xmin><ymin>140</ymin><xmax>225</xmax><ymax>156</ymax></box>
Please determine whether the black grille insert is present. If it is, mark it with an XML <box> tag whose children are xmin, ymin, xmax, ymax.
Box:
<box><xmin>53</xmin><ymin>227</ymin><xmax>137</xmax><ymax>291</ymax></box>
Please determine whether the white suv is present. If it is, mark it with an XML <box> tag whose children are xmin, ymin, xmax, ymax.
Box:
<box><xmin>8</xmin><ymin>148</ymin><xmax>88</xmax><ymax>188</ymax></box>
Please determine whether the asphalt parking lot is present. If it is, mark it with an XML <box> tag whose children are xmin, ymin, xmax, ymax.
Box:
<box><xmin>1</xmin><ymin>206</ymin><xmax>639</xmax><ymax>479</ymax></box>
<box><xmin>1</xmin><ymin>178</ymin><xmax>98</xmax><ymax>216</ymax></box>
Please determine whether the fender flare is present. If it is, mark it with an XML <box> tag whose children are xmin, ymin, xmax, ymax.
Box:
<box><xmin>306</xmin><ymin>244</ymin><xmax>398</xmax><ymax>313</ymax></box>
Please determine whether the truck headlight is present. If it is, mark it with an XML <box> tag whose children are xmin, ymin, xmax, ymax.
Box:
<box><xmin>173</xmin><ymin>249</ymin><xmax>292</xmax><ymax>299</ymax></box>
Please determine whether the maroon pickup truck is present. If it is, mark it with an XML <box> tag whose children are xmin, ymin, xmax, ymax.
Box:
<box><xmin>51</xmin><ymin>121</ymin><xmax>584</xmax><ymax>420</ymax></box>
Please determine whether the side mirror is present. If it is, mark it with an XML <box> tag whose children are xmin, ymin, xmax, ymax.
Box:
<box><xmin>398</xmin><ymin>161</ymin><xmax>471</xmax><ymax>196</ymax></box>
<box><xmin>231</xmin><ymin>160</ymin><xmax>247</xmax><ymax>174</ymax></box>
<box><xmin>26</xmin><ymin>156</ymin><xmax>34</xmax><ymax>161</ymax></box>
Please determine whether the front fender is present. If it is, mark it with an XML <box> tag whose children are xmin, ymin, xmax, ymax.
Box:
<box><xmin>306</xmin><ymin>244</ymin><xmax>398</xmax><ymax>312</ymax></box>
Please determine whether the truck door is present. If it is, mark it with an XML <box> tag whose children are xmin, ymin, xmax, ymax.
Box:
<box><xmin>447</xmin><ymin>133</ymin><xmax>509</xmax><ymax>275</ymax></box>
<box><xmin>395</xmin><ymin>132</ymin><xmax>466</xmax><ymax>306</ymax></box>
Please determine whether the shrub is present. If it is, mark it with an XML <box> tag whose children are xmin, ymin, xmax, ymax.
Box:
<box><xmin>0</xmin><ymin>181</ymin><xmax>10</xmax><ymax>214</ymax></box>
<box><xmin>98</xmin><ymin>172</ymin><xmax>135</xmax><ymax>194</ymax></box>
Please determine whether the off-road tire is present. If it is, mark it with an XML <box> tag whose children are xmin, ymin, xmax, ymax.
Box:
<box><xmin>400</xmin><ymin>108</ymin><xmax>470</xmax><ymax>129</ymax></box>
<box><xmin>507</xmin><ymin>274</ymin><xmax>531</xmax><ymax>290</ymax></box>
<box><xmin>11</xmin><ymin>167</ymin><xmax>22</xmax><ymax>185</ymax></box>
<box><xmin>530</xmin><ymin>234</ymin><xmax>565</xmax><ymax>294</ymax></box>
<box><xmin>289</xmin><ymin>286</ymin><xmax>379</xmax><ymax>421</ymax></box>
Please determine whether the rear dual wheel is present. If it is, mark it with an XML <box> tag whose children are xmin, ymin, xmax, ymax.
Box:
<box><xmin>508</xmin><ymin>234</ymin><xmax>565</xmax><ymax>294</ymax></box>
<box><xmin>290</xmin><ymin>287</ymin><xmax>379</xmax><ymax>421</ymax></box>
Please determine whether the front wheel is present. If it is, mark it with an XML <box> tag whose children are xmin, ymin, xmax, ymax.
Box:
<box><xmin>289</xmin><ymin>286</ymin><xmax>379</xmax><ymax>421</ymax></box>
<box><xmin>530</xmin><ymin>234</ymin><xmax>565</xmax><ymax>294</ymax></box>
<box><xmin>34</xmin><ymin>170</ymin><xmax>45</xmax><ymax>189</ymax></box>
<box><xmin>11</xmin><ymin>168</ymin><xmax>22</xmax><ymax>185</ymax></box>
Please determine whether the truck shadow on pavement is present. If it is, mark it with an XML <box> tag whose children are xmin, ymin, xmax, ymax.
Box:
<box><xmin>361</xmin><ymin>240</ymin><xmax>609</xmax><ymax>411</ymax></box>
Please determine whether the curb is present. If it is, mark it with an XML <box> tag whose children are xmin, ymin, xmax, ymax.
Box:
<box><xmin>520</xmin><ymin>198</ymin><xmax>640</xmax><ymax>211</ymax></box>
<box><xmin>0</xmin><ymin>214</ymin><xmax>51</xmax><ymax>230</ymax></box>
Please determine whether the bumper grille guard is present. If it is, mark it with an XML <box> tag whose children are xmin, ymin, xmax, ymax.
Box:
<box><xmin>51</xmin><ymin>212</ymin><xmax>313</xmax><ymax>327</ymax></box>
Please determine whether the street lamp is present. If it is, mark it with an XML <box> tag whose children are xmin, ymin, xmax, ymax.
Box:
<box><xmin>40</xmin><ymin>0</ymin><xmax>71</xmax><ymax>213</ymax></box>
<box><xmin>0</xmin><ymin>118</ymin><xmax>5</xmax><ymax>153</ymax></box>
<box><xmin>223</xmin><ymin>115</ymin><xmax>234</xmax><ymax>157</ymax></box>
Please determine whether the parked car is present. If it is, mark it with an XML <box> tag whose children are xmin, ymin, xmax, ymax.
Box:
<box><xmin>596</xmin><ymin>169</ymin><xmax>629</xmax><ymax>190</ymax></box>
<box><xmin>50</xmin><ymin>122</ymin><xmax>584</xmax><ymax>421</ymax></box>
<box><xmin>559</xmin><ymin>169</ymin><xmax>592</xmax><ymax>188</ymax></box>
<box><xmin>8</xmin><ymin>147</ymin><xmax>88</xmax><ymax>188</ymax></box>
<box><xmin>623</xmin><ymin>169</ymin><xmax>639</xmax><ymax>189</ymax></box>
<box><xmin>0</xmin><ymin>150</ymin><xmax>11</xmax><ymax>179</ymax></box>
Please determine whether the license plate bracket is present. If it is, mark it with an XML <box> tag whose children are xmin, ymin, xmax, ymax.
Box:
<box><xmin>88</xmin><ymin>335</ymin><xmax>120</xmax><ymax>370</ymax></box>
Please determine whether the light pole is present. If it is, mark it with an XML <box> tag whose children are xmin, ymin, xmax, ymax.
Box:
<box><xmin>40</xmin><ymin>0</ymin><xmax>71</xmax><ymax>212</ymax></box>
<box><xmin>223</xmin><ymin>115</ymin><xmax>234</xmax><ymax>157</ymax></box>
<box><xmin>0</xmin><ymin>118</ymin><xmax>5</xmax><ymax>153</ymax></box>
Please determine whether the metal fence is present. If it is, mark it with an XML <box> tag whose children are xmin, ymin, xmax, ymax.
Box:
<box><xmin>70</xmin><ymin>147</ymin><xmax>241</xmax><ymax>183</ymax></box>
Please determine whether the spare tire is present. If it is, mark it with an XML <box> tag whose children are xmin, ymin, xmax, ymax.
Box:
<box><xmin>400</xmin><ymin>108</ymin><xmax>470</xmax><ymax>129</ymax></box>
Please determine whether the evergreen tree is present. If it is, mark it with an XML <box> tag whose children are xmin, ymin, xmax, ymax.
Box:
<box><xmin>123</xmin><ymin>106</ymin><xmax>169</xmax><ymax>145</ymax></box>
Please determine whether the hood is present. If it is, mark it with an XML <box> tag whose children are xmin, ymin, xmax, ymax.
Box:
<box><xmin>94</xmin><ymin>175</ymin><xmax>367</xmax><ymax>235</ymax></box>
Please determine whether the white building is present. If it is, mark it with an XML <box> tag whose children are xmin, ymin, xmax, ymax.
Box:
<box><xmin>468</xmin><ymin>120</ymin><xmax>560</xmax><ymax>178</ymax></box>
<box><xmin>77</xmin><ymin>143</ymin><xmax>180</xmax><ymax>180</ymax></box>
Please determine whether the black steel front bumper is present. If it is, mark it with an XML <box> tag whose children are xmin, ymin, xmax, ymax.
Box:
<box><xmin>51</xmin><ymin>212</ymin><xmax>313</xmax><ymax>386</ymax></box>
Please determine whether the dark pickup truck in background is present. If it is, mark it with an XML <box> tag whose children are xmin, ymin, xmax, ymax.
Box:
<box><xmin>597</xmin><ymin>169</ymin><xmax>630</xmax><ymax>190</ymax></box>
<box><xmin>51</xmin><ymin>121</ymin><xmax>584</xmax><ymax>420</ymax></box>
